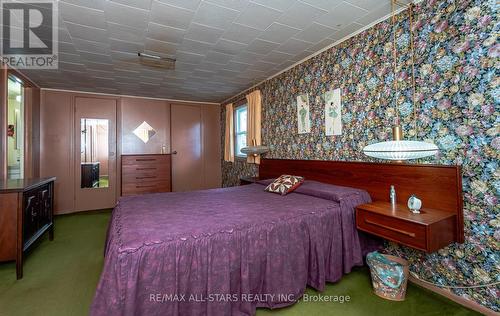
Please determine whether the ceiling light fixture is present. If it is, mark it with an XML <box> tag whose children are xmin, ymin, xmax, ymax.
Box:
<box><xmin>138</xmin><ymin>52</ymin><xmax>176</xmax><ymax>70</ymax></box>
<box><xmin>362</xmin><ymin>0</ymin><xmax>438</xmax><ymax>161</ymax></box>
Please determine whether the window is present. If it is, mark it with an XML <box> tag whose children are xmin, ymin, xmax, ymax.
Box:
<box><xmin>234</xmin><ymin>104</ymin><xmax>247</xmax><ymax>158</ymax></box>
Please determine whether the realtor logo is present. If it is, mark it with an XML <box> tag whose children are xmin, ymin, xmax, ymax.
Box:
<box><xmin>1</xmin><ymin>0</ymin><xmax>58</xmax><ymax>69</ymax></box>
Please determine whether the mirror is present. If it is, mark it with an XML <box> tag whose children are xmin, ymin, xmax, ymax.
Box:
<box><xmin>7</xmin><ymin>76</ymin><xmax>24</xmax><ymax>180</ymax></box>
<box><xmin>133</xmin><ymin>121</ymin><xmax>156</xmax><ymax>144</ymax></box>
<box><xmin>81</xmin><ymin>118</ymin><xmax>109</xmax><ymax>188</ymax></box>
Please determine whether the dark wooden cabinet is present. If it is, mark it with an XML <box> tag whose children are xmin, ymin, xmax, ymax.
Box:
<box><xmin>0</xmin><ymin>177</ymin><xmax>56</xmax><ymax>279</ymax></box>
<box><xmin>356</xmin><ymin>201</ymin><xmax>457</xmax><ymax>253</ymax></box>
<box><xmin>81</xmin><ymin>162</ymin><xmax>100</xmax><ymax>188</ymax></box>
<box><xmin>121</xmin><ymin>154</ymin><xmax>171</xmax><ymax>196</ymax></box>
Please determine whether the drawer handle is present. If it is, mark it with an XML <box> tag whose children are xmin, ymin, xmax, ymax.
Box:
<box><xmin>136</xmin><ymin>158</ymin><xmax>157</xmax><ymax>162</ymax></box>
<box><xmin>136</xmin><ymin>185</ymin><xmax>156</xmax><ymax>188</ymax></box>
<box><xmin>364</xmin><ymin>219</ymin><xmax>416</xmax><ymax>238</ymax></box>
<box><xmin>136</xmin><ymin>167</ymin><xmax>157</xmax><ymax>171</ymax></box>
<box><xmin>136</xmin><ymin>176</ymin><xmax>156</xmax><ymax>180</ymax></box>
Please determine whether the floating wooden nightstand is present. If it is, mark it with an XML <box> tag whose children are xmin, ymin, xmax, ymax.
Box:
<box><xmin>356</xmin><ymin>201</ymin><xmax>457</xmax><ymax>253</ymax></box>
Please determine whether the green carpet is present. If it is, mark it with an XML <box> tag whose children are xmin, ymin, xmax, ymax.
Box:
<box><xmin>0</xmin><ymin>211</ymin><xmax>479</xmax><ymax>316</ymax></box>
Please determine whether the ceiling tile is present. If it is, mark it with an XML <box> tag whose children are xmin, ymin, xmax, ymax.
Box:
<box><xmin>185</xmin><ymin>23</ymin><xmax>225</xmax><ymax>44</ymax></box>
<box><xmin>277</xmin><ymin>1</ymin><xmax>328</xmax><ymax>29</ymax></box>
<box><xmin>109</xmin><ymin>38</ymin><xmax>144</xmax><ymax>54</ymax></box>
<box><xmin>205</xmin><ymin>0</ymin><xmax>249</xmax><ymax>10</ymax></box>
<box><xmin>316</xmin><ymin>1</ymin><xmax>368</xmax><ymax>29</ymax></box>
<box><xmin>221</xmin><ymin>23</ymin><xmax>262</xmax><ymax>44</ymax></box>
<box><xmin>107</xmin><ymin>22</ymin><xmax>146</xmax><ymax>43</ymax></box>
<box><xmin>192</xmin><ymin>1</ymin><xmax>239</xmax><ymax>29</ymax></box>
<box><xmin>258</xmin><ymin>22</ymin><xmax>301</xmax><ymax>44</ymax></box>
<box><xmin>151</xmin><ymin>1</ymin><xmax>195</xmax><ymax>29</ymax></box>
<box><xmin>59</xmin><ymin>1</ymin><xmax>106</xmax><ymax>29</ymax></box>
<box><xmin>260</xmin><ymin>50</ymin><xmax>294</xmax><ymax>63</ymax></box>
<box><xmin>234</xmin><ymin>2</ymin><xmax>282</xmax><ymax>31</ymax></box>
<box><xmin>178</xmin><ymin>39</ymin><xmax>214</xmax><ymax>55</ymax></box>
<box><xmin>109</xmin><ymin>0</ymin><xmax>153</xmax><ymax>10</ymax></box>
<box><xmin>293</xmin><ymin>22</ymin><xmax>337</xmax><ymax>43</ymax></box>
<box><xmin>308</xmin><ymin>37</ymin><xmax>336</xmax><ymax>52</ymax></box>
<box><xmin>246</xmin><ymin>38</ymin><xmax>280</xmax><ymax>55</ymax></box>
<box><xmin>175</xmin><ymin>50</ymin><xmax>206</xmax><ymax>64</ymax></box>
<box><xmin>60</xmin><ymin>0</ymin><xmax>105</xmax><ymax>10</ymax></box>
<box><xmin>300</xmin><ymin>0</ymin><xmax>343</xmax><ymax>11</ymax></box>
<box><xmin>204</xmin><ymin>51</ymin><xmax>234</xmax><ymax>64</ymax></box>
<box><xmin>250</xmin><ymin>0</ymin><xmax>295</xmax><ymax>11</ymax></box>
<box><xmin>144</xmin><ymin>38</ymin><xmax>178</xmax><ymax>56</ymax></box>
<box><xmin>64</xmin><ymin>21</ymin><xmax>108</xmax><ymax>42</ymax></box>
<box><xmin>155</xmin><ymin>0</ymin><xmax>201</xmax><ymax>11</ymax></box>
<box><xmin>213</xmin><ymin>38</ymin><xmax>248</xmax><ymax>55</ymax></box>
<box><xmin>222</xmin><ymin>60</ymin><xmax>252</xmax><ymax>72</ymax></box>
<box><xmin>356</xmin><ymin>2</ymin><xmax>391</xmax><ymax>25</ymax></box>
<box><xmin>79</xmin><ymin>51</ymin><xmax>113</xmax><ymax>64</ymax></box>
<box><xmin>105</xmin><ymin>1</ymin><xmax>150</xmax><ymax>30</ymax></box>
<box><xmin>147</xmin><ymin>22</ymin><xmax>186</xmax><ymax>44</ymax></box>
<box><xmin>73</xmin><ymin>38</ymin><xmax>110</xmax><ymax>55</ymax></box>
<box><xmin>329</xmin><ymin>22</ymin><xmax>364</xmax><ymax>41</ymax></box>
<box><xmin>275</xmin><ymin>38</ymin><xmax>313</xmax><ymax>55</ymax></box>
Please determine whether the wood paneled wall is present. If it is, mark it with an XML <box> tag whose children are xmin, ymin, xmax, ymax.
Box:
<box><xmin>121</xmin><ymin>97</ymin><xmax>171</xmax><ymax>155</ymax></box>
<box><xmin>40</xmin><ymin>90</ymin><xmax>221</xmax><ymax>214</ymax></box>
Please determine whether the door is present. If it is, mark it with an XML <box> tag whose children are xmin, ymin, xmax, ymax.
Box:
<box><xmin>74</xmin><ymin>97</ymin><xmax>117</xmax><ymax>211</ymax></box>
<box><xmin>171</xmin><ymin>104</ymin><xmax>202</xmax><ymax>192</ymax></box>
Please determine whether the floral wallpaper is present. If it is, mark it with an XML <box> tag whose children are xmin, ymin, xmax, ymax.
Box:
<box><xmin>221</xmin><ymin>0</ymin><xmax>499</xmax><ymax>311</ymax></box>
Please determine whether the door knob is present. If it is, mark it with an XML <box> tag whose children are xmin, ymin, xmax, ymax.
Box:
<box><xmin>171</xmin><ymin>151</ymin><xmax>177</xmax><ymax>155</ymax></box>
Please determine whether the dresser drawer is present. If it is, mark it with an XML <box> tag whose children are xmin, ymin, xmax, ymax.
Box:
<box><xmin>122</xmin><ymin>179</ymin><xmax>170</xmax><ymax>196</ymax></box>
<box><xmin>121</xmin><ymin>154</ymin><xmax>172</xmax><ymax>196</ymax></box>
<box><xmin>356</xmin><ymin>208</ymin><xmax>427</xmax><ymax>251</ymax></box>
<box><xmin>122</xmin><ymin>164</ymin><xmax>170</xmax><ymax>178</ymax></box>
<box><xmin>122</xmin><ymin>155</ymin><xmax>170</xmax><ymax>166</ymax></box>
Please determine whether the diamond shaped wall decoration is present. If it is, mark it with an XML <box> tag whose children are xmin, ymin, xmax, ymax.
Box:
<box><xmin>133</xmin><ymin>121</ymin><xmax>156</xmax><ymax>144</ymax></box>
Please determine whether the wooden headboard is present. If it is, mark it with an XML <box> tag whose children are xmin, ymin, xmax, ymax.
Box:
<box><xmin>259</xmin><ymin>159</ymin><xmax>464</xmax><ymax>243</ymax></box>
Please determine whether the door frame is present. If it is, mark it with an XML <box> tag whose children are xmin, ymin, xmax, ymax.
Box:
<box><xmin>73</xmin><ymin>95</ymin><xmax>119</xmax><ymax>211</ymax></box>
<box><xmin>0</xmin><ymin>67</ymin><xmax>38</xmax><ymax>180</ymax></box>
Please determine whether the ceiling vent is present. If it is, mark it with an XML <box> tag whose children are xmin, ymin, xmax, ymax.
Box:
<box><xmin>138</xmin><ymin>52</ymin><xmax>176</xmax><ymax>70</ymax></box>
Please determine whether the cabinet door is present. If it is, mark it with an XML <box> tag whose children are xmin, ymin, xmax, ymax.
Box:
<box><xmin>38</xmin><ymin>184</ymin><xmax>52</xmax><ymax>228</ymax></box>
<box><xmin>23</xmin><ymin>189</ymin><xmax>39</xmax><ymax>246</ymax></box>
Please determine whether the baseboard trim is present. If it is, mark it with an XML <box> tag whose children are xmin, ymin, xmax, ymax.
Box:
<box><xmin>409</xmin><ymin>276</ymin><xmax>499</xmax><ymax>316</ymax></box>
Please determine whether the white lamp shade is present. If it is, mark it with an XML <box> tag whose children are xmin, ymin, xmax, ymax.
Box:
<box><xmin>241</xmin><ymin>145</ymin><xmax>269</xmax><ymax>156</ymax></box>
<box><xmin>363</xmin><ymin>140</ymin><xmax>439</xmax><ymax>160</ymax></box>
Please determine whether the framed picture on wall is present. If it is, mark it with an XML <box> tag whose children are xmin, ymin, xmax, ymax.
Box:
<box><xmin>297</xmin><ymin>94</ymin><xmax>311</xmax><ymax>134</ymax></box>
<box><xmin>324</xmin><ymin>89</ymin><xmax>342</xmax><ymax>136</ymax></box>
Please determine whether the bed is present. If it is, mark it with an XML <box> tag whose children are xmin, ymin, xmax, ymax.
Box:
<box><xmin>90</xmin><ymin>179</ymin><xmax>379</xmax><ymax>316</ymax></box>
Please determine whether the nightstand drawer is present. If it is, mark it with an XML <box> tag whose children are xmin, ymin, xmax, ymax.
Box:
<box><xmin>357</xmin><ymin>209</ymin><xmax>427</xmax><ymax>251</ymax></box>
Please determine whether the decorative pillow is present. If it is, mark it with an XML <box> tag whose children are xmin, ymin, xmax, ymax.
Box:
<box><xmin>265</xmin><ymin>175</ymin><xmax>304</xmax><ymax>195</ymax></box>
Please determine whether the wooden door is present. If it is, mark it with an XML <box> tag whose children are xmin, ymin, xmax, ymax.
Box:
<box><xmin>74</xmin><ymin>97</ymin><xmax>117</xmax><ymax>211</ymax></box>
<box><xmin>171</xmin><ymin>104</ymin><xmax>202</xmax><ymax>192</ymax></box>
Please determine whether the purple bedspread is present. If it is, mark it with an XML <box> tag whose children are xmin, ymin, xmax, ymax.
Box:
<box><xmin>91</xmin><ymin>182</ymin><xmax>379</xmax><ymax>316</ymax></box>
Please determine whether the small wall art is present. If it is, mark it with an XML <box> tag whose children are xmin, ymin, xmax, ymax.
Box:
<box><xmin>324</xmin><ymin>88</ymin><xmax>342</xmax><ymax>136</ymax></box>
<box><xmin>296</xmin><ymin>94</ymin><xmax>311</xmax><ymax>134</ymax></box>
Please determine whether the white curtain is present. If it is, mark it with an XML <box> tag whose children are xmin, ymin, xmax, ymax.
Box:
<box><xmin>246</xmin><ymin>90</ymin><xmax>262</xmax><ymax>164</ymax></box>
<box><xmin>224</xmin><ymin>103</ymin><xmax>234</xmax><ymax>162</ymax></box>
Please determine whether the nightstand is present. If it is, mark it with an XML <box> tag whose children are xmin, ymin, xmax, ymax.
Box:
<box><xmin>356</xmin><ymin>201</ymin><xmax>457</xmax><ymax>253</ymax></box>
<box><xmin>240</xmin><ymin>176</ymin><xmax>259</xmax><ymax>185</ymax></box>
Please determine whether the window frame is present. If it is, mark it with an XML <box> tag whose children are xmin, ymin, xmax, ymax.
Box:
<box><xmin>233</xmin><ymin>100</ymin><xmax>248</xmax><ymax>159</ymax></box>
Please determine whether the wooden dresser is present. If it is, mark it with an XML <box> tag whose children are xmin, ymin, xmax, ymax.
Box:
<box><xmin>0</xmin><ymin>177</ymin><xmax>56</xmax><ymax>279</ymax></box>
<box><xmin>121</xmin><ymin>154</ymin><xmax>171</xmax><ymax>196</ymax></box>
